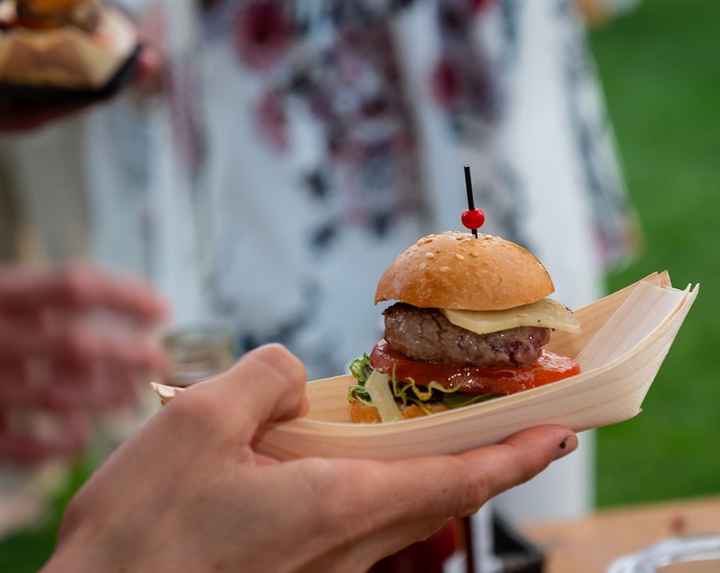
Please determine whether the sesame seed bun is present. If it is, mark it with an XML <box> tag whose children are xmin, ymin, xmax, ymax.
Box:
<box><xmin>374</xmin><ymin>231</ymin><xmax>555</xmax><ymax>311</ymax></box>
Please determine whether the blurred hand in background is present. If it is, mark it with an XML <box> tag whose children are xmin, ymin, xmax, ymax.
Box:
<box><xmin>132</xmin><ymin>1</ymin><xmax>167</xmax><ymax>96</ymax></box>
<box><xmin>0</xmin><ymin>0</ymin><xmax>168</xmax><ymax>133</ymax></box>
<box><xmin>0</xmin><ymin>101</ymin><xmax>90</xmax><ymax>133</ymax></box>
<box><xmin>0</xmin><ymin>264</ymin><xmax>168</xmax><ymax>465</ymax></box>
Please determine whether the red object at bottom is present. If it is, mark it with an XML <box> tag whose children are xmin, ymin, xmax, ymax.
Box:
<box><xmin>370</xmin><ymin>519</ymin><xmax>466</xmax><ymax>573</ymax></box>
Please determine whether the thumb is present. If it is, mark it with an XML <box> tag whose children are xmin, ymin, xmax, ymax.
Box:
<box><xmin>190</xmin><ymin>344</ymin><xmax>309</xmax><ymax>433</ymax></box>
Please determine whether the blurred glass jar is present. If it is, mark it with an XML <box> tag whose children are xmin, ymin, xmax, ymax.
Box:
<box><xmin>162</xmin><ymin>325</ymin><xmax>235</xmax><ymax>387</ymax></box>
<box><xmin>608</xmin><ymin>536</ymin><xmax>720</xmax><ymax>573</ymax></box>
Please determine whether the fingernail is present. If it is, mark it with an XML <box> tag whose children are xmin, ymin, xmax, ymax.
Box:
<box><xmin>251</xmin><ymin>344</ymin><xmax>306</xmax><ymax>384</ymax></box>
<box><xmin>555</xmin><ymin>434</ymin><xmax>578</xmax><ymax>459</ymax></box>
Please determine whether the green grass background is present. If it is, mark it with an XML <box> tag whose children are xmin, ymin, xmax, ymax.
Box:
<box><xmin>592</xmin><ymin>0</ymin><xmax>720</xmax><ymax>507</ymax></box>
<box><xmin>2</xmin><ymin>1</ymin><xmax>719</xmax><ymax>570</ymax></box>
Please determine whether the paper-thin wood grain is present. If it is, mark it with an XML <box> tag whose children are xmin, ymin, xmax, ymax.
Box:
<box><xmin>151</xmin><ymin>274</ymin><xmax>698</xmax><ymax>461</ymax></box>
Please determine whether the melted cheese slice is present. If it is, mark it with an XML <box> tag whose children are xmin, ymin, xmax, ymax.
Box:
<box><xmin>442</xmin><ymin>298</ymin><xmax>581</xmax><ymax>336</ymax></box>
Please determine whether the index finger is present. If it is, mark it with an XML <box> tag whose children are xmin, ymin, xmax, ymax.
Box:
<box><xmin>0</xmin><ymin>265</ymin><xmax>168</xmax><ymax>321</ymax></box>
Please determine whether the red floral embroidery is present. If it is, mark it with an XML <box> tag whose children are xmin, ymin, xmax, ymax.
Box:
<box><xmin>233</xmin><ymin>1</ymin><xmax>292</xmax><ymax>71</ymax></box>
<box><xmin>256</xmin><ymin>91</ymin><xmax>288</xmax><ymax>150</ymax></box>
<box><xmin>431</xmin><ymin>59</ymin><xmax>463</xmax><ymax>107</ymax></box>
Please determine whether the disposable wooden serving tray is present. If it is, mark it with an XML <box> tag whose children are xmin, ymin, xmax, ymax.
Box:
<box><xmin>153</xmin><ymin>273</ymin><xmax>699</xmax><ymax>461</ymax></box>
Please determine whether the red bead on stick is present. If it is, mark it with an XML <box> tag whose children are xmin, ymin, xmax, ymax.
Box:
<box><xmin>462</xmin><ymin>208</ymin><xmax>485</xmax><ymax>231</ymax></box>
<box><xmin>463</xmin><ymin>166</ymin><xmax>484</xmax><ymax>237</ymax></box>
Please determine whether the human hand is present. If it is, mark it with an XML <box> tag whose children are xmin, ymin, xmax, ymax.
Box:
<box><xmin>0</xmin><ymin>1</ymin><xmax>167</xmax><ymax>132</ymax></box>
<box><xmin>44</xmin><ymin>345</ymin><xmax>577</xmax><ymax>573</ymax></box>
<box><xmin>0</xmin><ymin>42</ymin><xmax>160</xmax><ymax>133</ymax></box>
<box><xmin>0</xmin><ymin>264</ymin><xmax>168</xmax><ymax>464</ymax></box>
<box><xmin>0</xmin><ymin>100</ymin><xmax>91</xmax><ymax>133</ymax></box>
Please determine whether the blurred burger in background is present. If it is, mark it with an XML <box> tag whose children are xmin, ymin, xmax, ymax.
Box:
<box><xmin>0</xmin><ymin>0</ymin><xmax>138</xmax><ymax>93</ymax></box>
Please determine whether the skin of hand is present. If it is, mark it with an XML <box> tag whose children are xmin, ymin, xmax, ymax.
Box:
<box><xmin>0</xmin><ymin>264</ymin><xmax>168</xmax><ymax>464</ymax></box>
<box><xmin>43</xmin><ymin>344</ymin><xmax>577</xmax><ymax>573</ymax></box>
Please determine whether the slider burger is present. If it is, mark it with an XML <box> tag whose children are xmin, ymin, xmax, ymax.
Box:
<box><xmin>348</xmin><ymin>231</ymin><xmax>582</xmax><ymax>423</ymax></box>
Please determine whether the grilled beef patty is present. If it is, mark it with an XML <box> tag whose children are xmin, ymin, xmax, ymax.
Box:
<box><xmin>383</xmin><ymin>303</ymin><xmax>550</xmax><ymax>368</ymax></box>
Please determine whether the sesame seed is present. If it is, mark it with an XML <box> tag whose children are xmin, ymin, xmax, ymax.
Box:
<box><xmin>425</xmin><ymin>253</ymin><xmax>435</xmax><ymax>259</ymax></box>
<box><xmin>439</xmin><ymin>266</ymin><xmax>450</xmax><ymax>272</ymax></box>
<box><xmin>455</xmin><ymin>254</ymin><xmax>465</xmax><ymax>261</ymax></box>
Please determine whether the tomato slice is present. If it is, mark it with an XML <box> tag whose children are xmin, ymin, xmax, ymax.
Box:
<box><xmin>369</xmin><ymin>339</ymin><xmax>580</xmax><ymax>396</ymax></box>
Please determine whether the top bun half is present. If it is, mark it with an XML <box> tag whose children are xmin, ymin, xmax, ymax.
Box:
<box><xmin>374</xmin><ymin>232</ymin><xmax>555</xmax><ymax>311</ymax></box>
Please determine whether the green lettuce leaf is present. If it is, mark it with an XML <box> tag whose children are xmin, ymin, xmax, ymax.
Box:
<box><xmin>347</xmin><ymin>354</ymin><xmax>374</xmax><ymax>404</ymax></box>
<box><xmin>349</xmin><ymin>354</ymin><xmax>373</xmax><ymax>385</ymax></box>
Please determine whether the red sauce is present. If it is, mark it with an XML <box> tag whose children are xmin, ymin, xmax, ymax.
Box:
<box><xmin>369</xmin><ymin>339</ymin><xmax>580</xmax><ymax>396</ymax></box>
